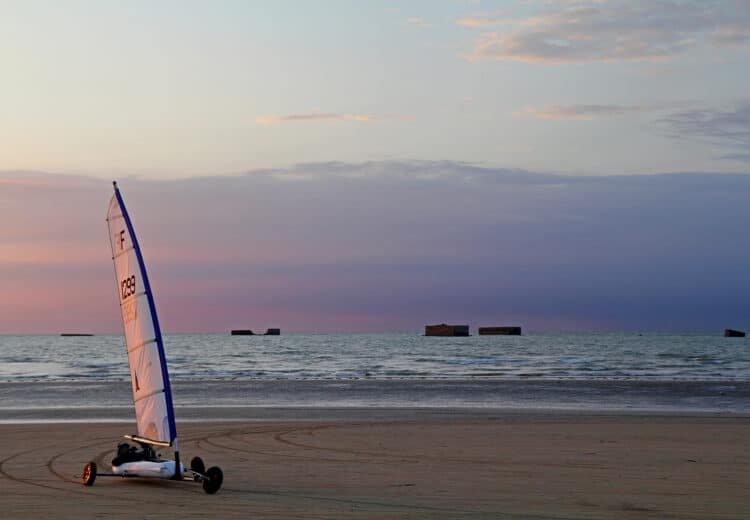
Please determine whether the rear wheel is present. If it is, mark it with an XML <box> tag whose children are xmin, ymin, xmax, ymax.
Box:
<box><xmin>190</xmin><ymin>456</ymin><xmax>205</xmax><ymax>481</ymax></box>
<box><xmin>82</xmin><ymin>462</ymin><xmax>97</xmax><ymax>486</ymax></box>
<box><xmin>202</xmin><ymin>466</ymin><xmax>223</xmax><ymax>494</ymax></box>
<box><xmin>190</xmin><ymin>456</ymin><xmax>205</xmax><ymax>474</ymax></box>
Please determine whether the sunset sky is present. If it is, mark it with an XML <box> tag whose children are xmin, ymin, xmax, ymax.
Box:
<box><xmin>2</xmin><ymin>1</ymin><xmax>750</xmax><ymax>333</ymax></box>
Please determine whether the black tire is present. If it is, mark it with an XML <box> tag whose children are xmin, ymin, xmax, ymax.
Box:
<box><xmin>202</xmin><ymin>466</ymin><xmax>223</xmax><ymax>494</ymax></box>
<box><xmin>82</xmin><ymin>461</ymin><xmax>97</xmax><ymax>486</ymax></box>
<box><xmin>190</xmin><ymin>456</ymin><xmax>206</xmax><ymax>474</ymax></box>
<box><xmin>190</xmin><ymin>456</ymin><xmax>206</xmax><ymax>481</ymax></box>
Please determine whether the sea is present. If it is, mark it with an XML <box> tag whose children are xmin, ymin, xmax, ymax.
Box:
<box><xmin>1</xmin><ymin>332</ymin><xmax>749</xmax><ymax>419</ymax></box>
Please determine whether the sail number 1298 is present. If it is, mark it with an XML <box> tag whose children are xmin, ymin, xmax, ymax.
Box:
<box><xmin>121</xmin><ymin>275</ymin><xmax>136</xmax><ymax>300</ymax></box>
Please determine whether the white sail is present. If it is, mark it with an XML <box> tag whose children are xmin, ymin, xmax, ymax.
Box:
<box><xmin>106</xmin><ymin>183</ymin><xmax>176</xmax><ymax>446</ymax></box>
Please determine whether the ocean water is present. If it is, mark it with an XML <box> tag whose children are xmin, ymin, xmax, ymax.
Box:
<box><xmin>1</xmin><ymin>332</ymin><xmax>749</xmax><ymax>414</ymax></box>
<box><xmin>1</xmin><ymin>332</ymin><xmax>748</xmax><ymax>382</ymax></box>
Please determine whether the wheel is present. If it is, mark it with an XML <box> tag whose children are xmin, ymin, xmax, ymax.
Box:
<box><xmin>82</xmin><ymin>462</ymin><xmax>97</xmax><ymax>486</ymax></box>
<box><xmin>190</xmin><ymin>456</ymin><xmax>205</xmax><ymax>474</ymax></box>
<box><xmin>202</xmin><ymin>466</ymin><xmax>223</xmax><ymax>494</ymax></box>
<box><xmin>190</xmin><ymin>456</ymin><xmax>205</xmax><ymax>481</ymax></box>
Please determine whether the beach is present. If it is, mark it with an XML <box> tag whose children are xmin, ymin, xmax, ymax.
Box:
<box><xmin>1</xmin><ymin>408</ymin><xmax>748</xmax><ymax>519</ymax></box>
<box><xmin>2</xmin><ymin>334</ymin><xmax>749</xmax><ymax>517</ymax></box>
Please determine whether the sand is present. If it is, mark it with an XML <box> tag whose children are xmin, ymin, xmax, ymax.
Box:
<box><xmin>0</xmin><ymin>409</ymin><xmax>748</xmax><ymax>519</ymax></box>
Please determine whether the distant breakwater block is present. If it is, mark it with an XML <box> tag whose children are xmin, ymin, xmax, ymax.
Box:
<box><xmin>425</xmin><ymin>324</ymin><xmax>470</xmax><ymax>337</ymax></box>
<box><xmin>479</xmin><ymin>326</ymin><xmax>522</xmax><ymax>336</ymax></box>
<box><xmin>231</xmin><ymin>328</ymin><xmax>281</xmax><ymax>336</ymax></box>
<box><xmin>724</xmin><ymin>329</ymin><xmax>746</xmax><ymax>338</ymax></box>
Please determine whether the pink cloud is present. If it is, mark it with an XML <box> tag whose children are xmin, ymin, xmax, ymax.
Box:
<box><xmin>463</xmin><ymin>1</ymin><xmax>750</xmax><ymax>64</ymax></box>
<box><xmin>256</xmin><ymin>113</ymin><xmax>377</xmax><ymax>125</ymax></box>
<box><xmin>518</xmin><ymin>104</ymin><xmax>656</xmax><ymax>119</ymax></box>
<box><xmin>406</xmin><ymin>17</ymin><xmax>432</xmax><ymax>28</ymax></box>
<box><xmin>457</xmin><ymin>17</ymin><xmax>497</xmax><ymax>28</ymax></box>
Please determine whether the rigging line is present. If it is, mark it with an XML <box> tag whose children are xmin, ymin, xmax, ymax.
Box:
<box><xmin>120</xmin><ymin>290</ymin><xmax>148</xmax><ymax>305</ymax></box>
<box><xmin>134</xmin><ymin>388</ymin><xmax>165</xmax><ymax>404</ymax></box>
<box><xmin>112</xmin><ymin>245</ymin><xmax>135</xmax><ymax>260</ymax></box>
<box><xmin>127</xmin><ymin>338</ymin><xmax>157</xmax><ymax>354</ymax></box>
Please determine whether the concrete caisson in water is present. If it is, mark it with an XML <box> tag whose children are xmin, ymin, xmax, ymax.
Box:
<box><xmin>478</xmin><ymin>326</ymin><xmax>522</xmax><ymax>336</ymax></box>
<box><xmin>425</xmin><ymin>324</ymin><xmax>470</xmax><ymax>336</ymax></box>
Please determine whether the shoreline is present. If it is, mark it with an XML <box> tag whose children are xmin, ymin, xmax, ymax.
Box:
<box><xmin>1</xmin><ymin>405</ymin><xmax>750</xmax><ymax>424</ymax></box>
<box><xmin>2</xmin><ymin>378</ymin><xmax>750</xmax><ymax>414</ymax></box>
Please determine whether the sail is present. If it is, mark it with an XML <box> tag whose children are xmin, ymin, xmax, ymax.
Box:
<box><xmin>106</xmin><ymin>183</ymin><xmax>176</xmax><ymax>446</ymax></box>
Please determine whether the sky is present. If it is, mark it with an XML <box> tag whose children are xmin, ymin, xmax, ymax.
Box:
<box><xmin>1</xmin><ymin>1</ymin><xmax>750</xmax><ymax>333</ymax></box>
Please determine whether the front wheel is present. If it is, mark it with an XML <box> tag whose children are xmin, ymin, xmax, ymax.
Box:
<box><xmin>82</xmin><ymin>462</ymin><xmax>97</xmax><ymax>486</ymax></box>
<box><xmin>202</xmin><ymin>466</ymin><xmax>223</xmax><ymax>494</ymax></box>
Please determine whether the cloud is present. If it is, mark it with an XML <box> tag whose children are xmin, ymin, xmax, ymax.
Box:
<box><xmin>457</xmin><ymin>17</ymin><xmax>497</xmax><ymax>28</ymax></box>
<box><xmin>658</xmin><ymin>101</ymin><xmax>750</xmax><ymax>159</ymax></box>
<box><xmin>407</xmin><ymin>17</ymin><xmax>432</xmax><ymax>28</ymax></box>
<box><xmin>256</xmin><ymin>113</ymin><xmax>377</xmax><ymax>125</ymax></box>
<box><xmin>456</xmin><ymin>9</ymin><xmax>503</xmax><ymax>28</ymax></box>
<box><xmin>710</xmin><ymin>23</ymin><xmax>750</xmax><ymax>46</ymax></box>
<box><xmin>3</xmin><ymin>162</ymin><xmax>750</xmax><ymax>333</ymax></box>
<box><xmin>519</xmin><ymin>103</ymin><xmax>657</xmax><ymax>119</ymax></box>
<box><xmin>722</xmin><ymin>153</ymin><xmax>750</xmax><ymax>162</ymax></box>
<box><xmin>464</xmin><ymin>0</ymin><xmax>750</xmax><ymax>63</ymax></box>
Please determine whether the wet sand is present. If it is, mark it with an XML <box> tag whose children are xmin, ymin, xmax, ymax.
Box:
<box><xmin>0</xmin><ymin>409</ymin><xmax>748</xmax><ymax>519</ymax></box>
